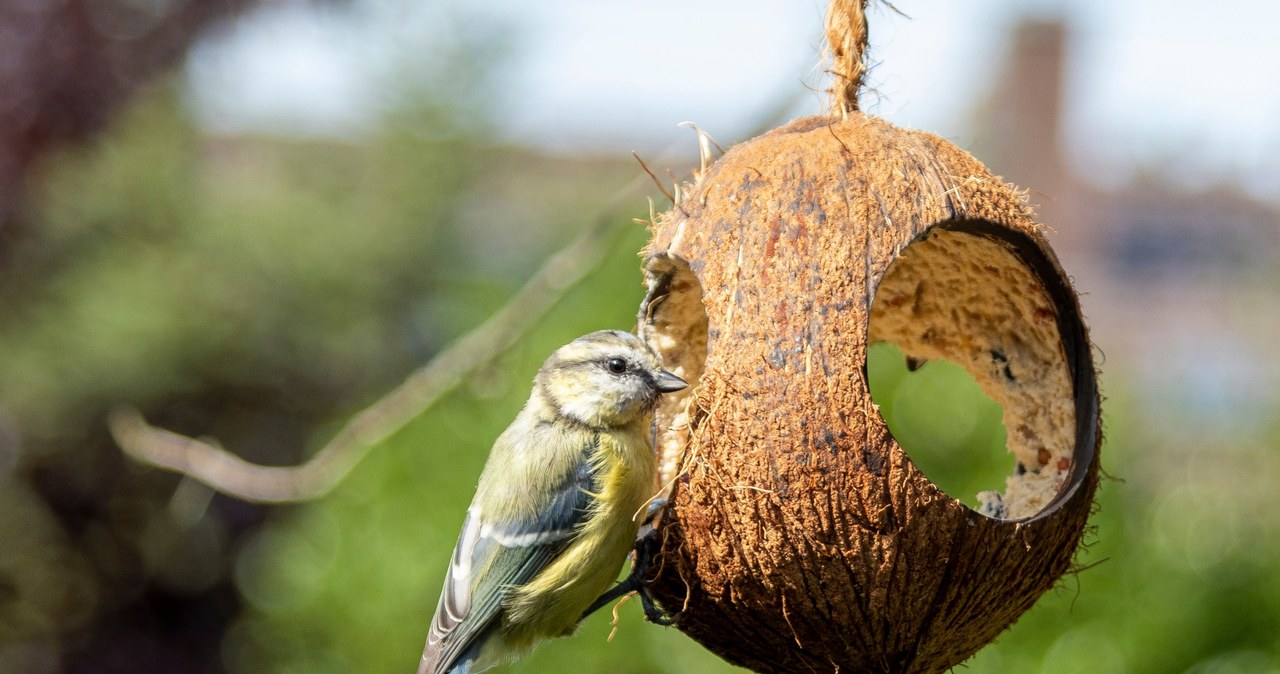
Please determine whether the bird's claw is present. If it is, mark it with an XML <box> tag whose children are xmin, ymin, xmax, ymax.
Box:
<box><xmin>631</xmin><ymin>526</ymin><xmax>680</xmax><ymax>625</ymax></box>
<box><xmin>642</xmin><ymin>497</ymin><xmax>668</xmax><ymax>525</ymax></box>
<box><xmin>579</xmin><ymin>523</ymin><xmax>680</xmax><ymax>625</ymax></box>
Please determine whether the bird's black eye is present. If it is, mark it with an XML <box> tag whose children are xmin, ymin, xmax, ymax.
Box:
<box><xmin>606</xmin><ymin>358</ymin><xmax>627</xmax><ymax>374</ymax></box>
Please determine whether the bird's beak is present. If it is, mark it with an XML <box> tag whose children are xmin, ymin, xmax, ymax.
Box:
<box><xmin>654</xmin><ymin>370</ymin><xmax>688</xmax><ymax>393</ymax></box>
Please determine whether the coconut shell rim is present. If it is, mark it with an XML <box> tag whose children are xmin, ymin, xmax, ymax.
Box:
<box><xmin>914</xmin><ymin>218</ymin><xmax>1101</xmax><ymax>526</ymax></box>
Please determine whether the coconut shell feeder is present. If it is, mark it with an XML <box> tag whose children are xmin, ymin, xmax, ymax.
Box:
<box><xmin>633</xmin><ymin>2</ymin><xmax>1101</xmax><ymax>672</ymax></box>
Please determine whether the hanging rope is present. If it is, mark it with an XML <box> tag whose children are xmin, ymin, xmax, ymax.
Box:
<box><xmin>824</xmin><ymin>0</ymin><xmax>869</xmax><ymax>116</ymax></box>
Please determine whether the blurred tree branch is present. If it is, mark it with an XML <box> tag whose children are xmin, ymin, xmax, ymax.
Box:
<box><xmin>106</xmin><ymin>68</ymin><xmax>803</xmax><ymax>503</ymax></box>
<box><xmin>110</xmin><ymin>182</ymin><xmax>644</xmax><ymax>503</ymax></box>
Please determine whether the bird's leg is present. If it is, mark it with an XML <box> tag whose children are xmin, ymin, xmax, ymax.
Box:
<box><xmin>629</xmin><ymin>525</ymin><xmax>679</xmax><ymax>625</ymax></box>
<box><xmin>580</xmin><ymin>499</ymin><xmax>679</xmax><ymax>625</ymax></box>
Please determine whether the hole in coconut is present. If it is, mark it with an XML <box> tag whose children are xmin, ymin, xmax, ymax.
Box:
<box><xmin>637</xmin><ymin>254</ymin><xmax>708</xmax><ymax>500</ymax></box>
<box><xmin>866</xmin><ymin>342</ymin><xmax>1010</xmax><ymax>512</ymax></box>
<box><xmin>868</xmin><ymin>221</ymin><xmax>1080</xmax><ymax>521</ymax></box>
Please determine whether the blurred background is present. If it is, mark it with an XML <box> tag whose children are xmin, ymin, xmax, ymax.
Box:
<box><xmin>1</xmin><ymin>0</ymin><xmax>1277</xmax><ymax>672</ymax></box>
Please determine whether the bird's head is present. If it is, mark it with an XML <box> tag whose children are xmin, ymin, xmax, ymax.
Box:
<box><xmin>537</xmin><ymin>330</ymin><xmax>687</xmax><ymax>429</ymax></box>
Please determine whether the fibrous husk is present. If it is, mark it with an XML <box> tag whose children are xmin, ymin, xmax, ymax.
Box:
<box><xmin>637</xmin><ymin>113</ymin><xmax>1100</xmax><ymax>673</ymax></box>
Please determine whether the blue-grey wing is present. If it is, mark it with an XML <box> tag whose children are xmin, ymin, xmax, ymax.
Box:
<box><xmin>419</xmin><ymin>446</ymin><xmax>599</xmax><ymax>674</ymax></box>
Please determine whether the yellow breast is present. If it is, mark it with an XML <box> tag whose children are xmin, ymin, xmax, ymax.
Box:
<box><xmin>502</xmin><ymin>423</ymin><xmax>656</xmax><ymax>642</ymax></box>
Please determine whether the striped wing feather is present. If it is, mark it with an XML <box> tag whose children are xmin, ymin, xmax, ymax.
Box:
<box><xmin>419</xmin><ymin>438</ymin><xmax>598</xmax><ymax>674</ymax></box>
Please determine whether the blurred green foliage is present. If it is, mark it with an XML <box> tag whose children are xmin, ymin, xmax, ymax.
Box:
<box><xmin>3</xmin><ymin>6</ymin><xmax>1280</xmax><ymax>674</ymax></box>
<box><xmin>5</xmin><ymin>92</ymin><xmax>474</xmax><ymax>444</ymax></box>
<box><xmin>0</xmin><ymin>72</ymin><xmax>493</xmax><ymax>669</ymax></box>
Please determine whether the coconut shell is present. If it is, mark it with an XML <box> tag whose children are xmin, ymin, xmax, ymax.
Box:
<box><xmin>637</xmin><ymin>114</ymin><xmax>1100</xmax><ymax>673</ymax></box>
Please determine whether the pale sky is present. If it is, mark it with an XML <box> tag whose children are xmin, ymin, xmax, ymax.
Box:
<box><xmin>186</xmin><ymin>0</ymin><xmax>1280</xmax><ymax>199</ymax></box>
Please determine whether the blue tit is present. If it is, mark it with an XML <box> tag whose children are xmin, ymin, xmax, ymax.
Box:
<box><xmin>419</xmin><ymin>329</ymin><xmax>688</xmax><ymax>674</ymax></box>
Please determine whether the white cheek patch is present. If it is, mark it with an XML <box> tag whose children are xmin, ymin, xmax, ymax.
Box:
<box><xmin>558</xmin><ymin>392</ymin><xmax>604</xmax><ymax>426</ymax></box>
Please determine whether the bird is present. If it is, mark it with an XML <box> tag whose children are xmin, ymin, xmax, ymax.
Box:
<box><xmin>419</xmin><ymin>329</ymin><xmax>688</xmax><ymax>674</ymax></box>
